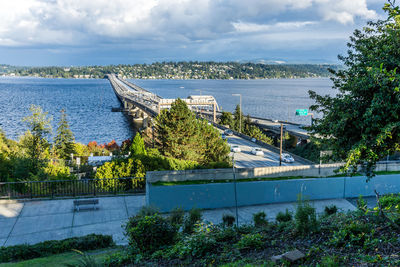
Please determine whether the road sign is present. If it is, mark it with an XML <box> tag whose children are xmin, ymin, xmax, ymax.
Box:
<box><xmin>295</xmin><ymin>109</ymin><xmax>308</xmax><ymax>116</ymax></box>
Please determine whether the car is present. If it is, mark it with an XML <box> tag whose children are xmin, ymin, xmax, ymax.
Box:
<box><xmin>273</xmin><ymin>119</ymin><xmax>279</xmax><ymax>123</ymax></box>
<box><xmin>230</xmin><ymin>145</ymin><xmax>241</xmax><ymax>153</ymax></box>
<box><xmin>224</xmin><ymin>129</ymin><xmax>233</xmax><ymax>136</ymax></box>
<box><xmin>221</xmin><ymin>134</ymin><xmax>227</xmax><ymax>140</ymax></box>
<box><xmin>251</xmin><ymin>137</ymin><xmax>256</xmax><ymax>142</ymax></box>
<box><xmin>281</xmin><ymin>153</ymin><xmax>295</xmax><ymax>163</ymax></box>
<box><xmin>251</xmin><ymin>147</ymin><xmax>264</xmax><ymax>156</ymax></box>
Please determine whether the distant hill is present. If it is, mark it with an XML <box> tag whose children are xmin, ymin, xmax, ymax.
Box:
<box><xmin>2</xmin><ymin>62</ymin><xmax>342</xmax><ymax>79</ymax></box>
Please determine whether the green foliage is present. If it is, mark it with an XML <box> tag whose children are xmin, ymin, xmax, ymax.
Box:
<box><xmin>232</xmin><ymin>105</ymin><xmax>243</xmax><ymax>132</ymax></box>
<box><xmin>21</xmin><ymin>105</ymin><xmax>52</xmax><ymax>173</ymax></box>
<box><xmin>222</xmin><ymin>214</ymin><xmax>236</xmax><ymax>227</ymax></box>
<box><xmin>295</xmin><ymin>198</ymin><xmax>318</xmax><ymax>235</ymax></box>
<box><xmin>168</xmin><ymin>222</ymin><xmax>217</xmax><ymax>258</ymax></box>
<box><xmin>103</xmin><ymin>251</ymin><xmax>133</xmax><ymax>267</ymax></box>
<box><xmin>308</xmin><ymin>3</ymin><xmax>400</xmax><ymax>176</ymax></box>
<box><xmin>130</xmin><ymin>132</ymin><xmax>147</xmax><ymax>156</ymax></box>
<box><xmin>12</xmin><ymin>62</ymin><xmax>336</xmax><ymax>79</ymax></box>
<box><xmin>54</xmin><ymin>109</ymin><xmax>75</xmax><ymax>160</ymax></box>
<box><xmin>379</xmin><ymin>193</ymin><xmax>400</xmax><ymax>212</ymax></box>
<box><xmin>324</xmin><ymin>205</ymin><xmax>338</xmax><ymax>216</ymax></box>
<box><xmin>253</xmin><ymin>211</ymin><xmax>268</xmax><ymax>227</ymax></box>
<box><xmin>329</xmin><ymin>222</ymin><xmax>376</xmax><ymax>250</ymax></box>
<box><xmin>169</xmin><ymin>207</ymin><xmax>185</xmax><ymax>227</ymax></box>
<box><xmin>124</xmin><ymin>213</ymin><xmax>177</xmax><ymax>254</ymax></box>
<box><xmin>155</xmin><ymin>99</ymin><xmax>230</xmax><ymax>164</ymax></box>
<box><xmin>137</xmin><ymin>205</ymin><xmax>159</xmax><ymax>217</ymax></box>
<box><xmin>183</xmin><ymin>208</ymin><xmax>203</xmax><ymax>234</ymax></box>
<box><xmin>357</xmin><ymin>195</ymin><xmax>368</xmax><ymax>211</ymax></box>
<box><xmin>65</xmin><ymin>250</ymin><xmax>101</xmax><ymax>267</ymax></box>
<box><xmin>235</xmin><ymin>233</ymin><xmax>264</xmax><ymax>250</ymax></box>
<box><xmin>0</xmin><ymin>234</ymin><xmax>113</xmax><ymax>263</ymax></box>
<box><xmin>219</xmin><ymin>111</ymin><xmax>234</xmax><ymax>126</ymax></box>
<box><xmin>276</xmin><ymin>209</ymin><xmax>293</xmax><ymax>223</ymax></box>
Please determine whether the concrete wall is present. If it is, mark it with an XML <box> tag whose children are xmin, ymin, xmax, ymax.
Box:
<box><xmin>146</xmin><ymin>174</ymin><xmax>400</xmax><ymax>212</ymax></box>
<box><xmin>146</xmin><ymin>161</ymin><xmax>400</xmax><ymax>183</ymax></box>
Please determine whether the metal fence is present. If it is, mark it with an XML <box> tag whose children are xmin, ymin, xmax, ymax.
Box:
<box><xmin>0</xmin><ymin>177</ymin><xmax>145</xmax><ymax>199</ymax></box>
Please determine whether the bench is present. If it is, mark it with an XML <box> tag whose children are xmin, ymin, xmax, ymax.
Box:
<box><xmin>73</xmin><ymin>199</ymin><xmax>99</xmax><ymax>211</ymax></box>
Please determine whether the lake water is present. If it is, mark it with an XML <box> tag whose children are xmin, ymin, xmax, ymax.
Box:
<box><xmin>130</xmin><ymin>78</ymin><xmax>334</xmax><ymax>124</ymax></box>
<box><xmin>0</xmin><ymin>77</ymin><xmax>334</xmax><ymax>144</ymax></box>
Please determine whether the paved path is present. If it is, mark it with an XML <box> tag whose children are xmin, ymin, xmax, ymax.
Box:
<box><xmin>0</xmin><ymin>196</ymin><xmax>357</xmax><ymax>247</ymax></box>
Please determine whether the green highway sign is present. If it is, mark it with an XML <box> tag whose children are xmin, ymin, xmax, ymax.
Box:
<box><xmin>295</xmin><ymin>109</ymin><xmax>308</xmax><ymax>116</ymax></box>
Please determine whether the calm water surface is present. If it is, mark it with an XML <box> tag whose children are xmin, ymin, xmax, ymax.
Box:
<box><xmin>130</xmin><ymin>78</ymin><xmax>335</xmax><ymax>124</ymax></box>
<box><xmin>0</xmin><ymin>77</ymin><xmax>133</xmax><ymax>144</ymax></box>
<box><xmin>0</xmin><ymin>77</ymin><xmax>334</xmax><ymax>144</ymax></box>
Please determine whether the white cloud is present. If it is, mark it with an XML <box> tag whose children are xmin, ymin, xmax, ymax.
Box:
<box><xmin>0</xmin><ymin>0</ymin><xmax>380</xmax><ymax>49</ymax></box>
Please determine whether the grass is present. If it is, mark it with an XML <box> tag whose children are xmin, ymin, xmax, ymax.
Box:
<box><xmin>0</xmin><ymin>248</ymin><xmax>120</xmax><ymax>267</ymax></box>
<box><xmin>152</xmin><ymin>170</ymin><xmax>400</xmax><ymax>186</ymax></box>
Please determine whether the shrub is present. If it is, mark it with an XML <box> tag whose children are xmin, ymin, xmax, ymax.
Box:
<box><xmin>168</xmin><ymin>223</ymin><xmax>217</xmax><ymax>259</ymax></box>
<box><xmin>183</xmin><ymin>208</ymin><xmax>202</xmax><ymax>234</ymax></box>
<box><xmin>103</xmin><ymin>251</ymin><xmax>133</xmax><ymax>267</ymax></box>
<box><xmin>124</xmin><ymin>214</ymin><xmax>177</xmax><ymax>254</ymax></box>
<box><xmin>295</xmin><ymin>198</ymin><xmax>318</xmax><ymax>235</ymax></box>
<box><xmin>253</xmin><ymin>211</ymin><xmax>268</xmax><ymax>227</ymax></box>
<box><xmin>235</xmin><ymin>233</ymin><xmax>264</xmax><ymax>250</ymax></box>
<box><xmin>329</xmin><ymin>222</ymin><xmax>375</xmax><ymax>250</ymax></box>
<box><xmin>222</xmin><ymin>214</ymin><xmax>236</xmax><ymax>227</ymax></box>
<box><xmin>137</xmin><ymin>205</ymin><xmax>159</xmax><ymax>217</ymax></box>
<box><xmin>357</xmin><ymin>195</ymin><xmax>367</xmax><ymax>210</ymax></box>
<box><xmin>379</xmin><ymin>193</ymin><xmax>400</xmax><ymax>212</ymax></box>
<box><xmin>324</xmin><ymin>205</ymin><xmax>338</xmax><ymax>216</ymax></box>
<box><xmin>214</xmin><ymin>227</ymin><xmax>238</xmax><ymax>243</ymax></box>
<box><xmin>276</xmin><ymin>209</ymin><xmax>292</xmax><ymax>223</ymax></box>
<box><xmin>0</xmin><ymin>234</ymin><xmax>113</xmax><ymax>263</ymax></box>
<box><xmin>169</xmin><ymin>207</ymin><xmax>185</xmax><ymax>227</ymax></box>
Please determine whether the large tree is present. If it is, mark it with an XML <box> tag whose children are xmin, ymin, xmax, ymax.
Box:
<box><xmin>155</xmin><ymin>98</ymin><xmax>230</xmax><ymax>164</ymax></box>
<box><xmin>309</xmin><ymin>1</ymin><xmax>400</xmax><ymax>176</ymax></box>
<box><xmin>22</xmin><ymin>105</ymin><xmax>52</xmax><ymax>171</ymax></box>
<box><xmin>54</xmin><ymin>109</ymin><xmax>75</xmax><ymax>159</ymax></box>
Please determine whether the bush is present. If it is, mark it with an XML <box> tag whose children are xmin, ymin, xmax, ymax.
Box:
<box><xmin>214</xmin><ymin>227</ymin><xmax>238</xmax><ymax>243</ymax></box>
<box><xmin>222</xmin><ymin>214</ymin><xmax>236</xmax><ymax>227</ymax></box>
<box><xmin>253</xmin><ymin>211</ymin><xmax>268</xmax><ymax>227</ymax></box>
<box><xmin>324</xmin><ymin>205</ymin><xmax>338</xmax><ymax>216</ymax></box>
<box><xmin>235</xmin><ymin>233</ymin><xmax>264</xmax><ymax>250</ymax></box>
<box><xmin>124</xmin><ymin>214</ymin><xmax>177</xmax><ymax>254</ymax></box>
<box><xmin>329</xmin><ymin>222</ymin><xmax>375</xmax><ymax>249</ymax></box>
<box><xmin>169</xmin><ymin>207</ymin><xmax>185</xmax><ymax>227</ymax></box>
<box><xmin>0</xmin><ymin>234</ymin><xmax>113</xmax><ymax>263</ymax></box>
<box><xmin>276</xmin><ymin>209</ymin><xmax>292</xmax><ymax>223</ymax></box>
<box><xmin>183</xmin><ymin>208</ymin><xmax>202</xmax><ymax>234</ymax></box>
<box><xmin>168</xmin><ymin>223</ymin><xmax>217</xmax><ymax>259</ymax></box>
<box><xmin>295</xmin><ymin>198</ymin><xmax>318</xmax><ymax>235</ymax></box>
<box><xmin>137</xmin><ymin>205</ymin><xmax>159</xmax><ymax>217</ymax></box>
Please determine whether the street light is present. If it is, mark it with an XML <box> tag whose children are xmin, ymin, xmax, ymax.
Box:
<box><xmin>232</xmin><ymin>94</ymin><xmax>242</xmax><ymax>133</ymax></box>
<box><xmin>232</xmin><ymin>152</ymin><xmax>239</xmax><ymax>227</ymax></box>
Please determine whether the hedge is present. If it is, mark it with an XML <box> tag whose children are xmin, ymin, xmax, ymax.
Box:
<box><xmin>0</xmin><ymin>234</ymin><xmax>114</xmax><ymax>263</ymax></box>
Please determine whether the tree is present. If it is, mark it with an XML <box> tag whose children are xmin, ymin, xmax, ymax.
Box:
<box><xmin>54</xmin><ymin>109</ymin><xmax>75</xmax><ymax>160</ymax></box>
<box><xmin>219</xmin><ymin>111</ymin><xmax>233</xmax><ymax>127</ymax></box>
<box><xmin>22</xmin><ymin>105</ymin><xmax>52</xmax><ymax>172</ymax></box>
<box><xmin>308</xmin><ymin>2</ymin><xmax>400</xmax><ymax>176</ymax></box>
<box><xmin>155</xmin><ymin>98</ymin><xmax>230</xmax><ymax>164</ymax></box>
<box><xmin>130</xmin><ymin>133</ymin><xmax>147</xmax><ymax>156</ymax></box>
<box><xmin>233</xmin><ymin>104</ymin><xmax>243</xmax><ymax>132</ymax></box>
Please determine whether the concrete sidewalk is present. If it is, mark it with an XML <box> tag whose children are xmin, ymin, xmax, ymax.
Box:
<box><xmin>0</xmin><ymin>196</ymin><xmax>357</xmax><ymax>247</ymax></box>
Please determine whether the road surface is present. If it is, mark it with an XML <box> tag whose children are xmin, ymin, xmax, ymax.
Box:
<box><xmin>221</xmin><ymin>131</ymin><xmax>302</xmax><ymax>168</ymax></box>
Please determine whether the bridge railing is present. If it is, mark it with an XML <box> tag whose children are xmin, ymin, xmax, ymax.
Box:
<box><xmin>0</xmin><ymin>177</ymin><xmax>145</xmax><ymax>200</ymax></box>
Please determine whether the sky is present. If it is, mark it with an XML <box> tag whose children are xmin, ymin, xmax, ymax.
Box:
<box><xmin>0</xmin><ymin>0</ymin><xmax>387</xmax><ymax>66</ymax></box>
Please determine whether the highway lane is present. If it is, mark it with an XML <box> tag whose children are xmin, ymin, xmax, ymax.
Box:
<box><xmin>220</xmin><ymin>131</ymin><xmax>302</xmax><ymax>168</ymax></box>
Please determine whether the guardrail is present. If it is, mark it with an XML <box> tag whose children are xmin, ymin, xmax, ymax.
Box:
<box><xmin>0</xmin><ymin>177</ymin><xmax>145</xmax><ymax>200</ymax></box>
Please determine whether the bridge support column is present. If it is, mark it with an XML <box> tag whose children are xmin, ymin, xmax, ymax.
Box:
<box><xmin>213</xmin><ymin>103</ymin><xmax>216</xmax><ymax>123</ymax></box>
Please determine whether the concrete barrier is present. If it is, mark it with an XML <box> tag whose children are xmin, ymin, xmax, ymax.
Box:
<box><xmin>146</xmin><ymin>174</ymin><xmax>400</xmax><ymax>212</ymax></box>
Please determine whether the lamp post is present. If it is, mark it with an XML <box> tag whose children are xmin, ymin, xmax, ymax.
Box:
<box><xmin>232</xmin><ymin>152</ymin><xmax>239</xmax><ymax>227</ymax></box>
<box><xmin>232</xmin><ymin>94</ymin><xmax>242</xmax><ymax>133</ymax></box>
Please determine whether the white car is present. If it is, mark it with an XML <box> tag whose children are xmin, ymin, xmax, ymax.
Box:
<box><xmin>230</xmin><ymin>145</ymin><xmax>241</xmax><ymax>153</ymax></box>
<box><xmin>224</xmin><ymin>129</ymin><xmax>233</xmax><ymax>136</ymax></box>
<box><xmin>282</xmin><ymin>153</ymin><xmax>295</xmax><ymax>163</ymax></box>
<box><xmin>251</xmin><ymin>147</ymin><xmax>264</xmax><ymax>156</ymax></box>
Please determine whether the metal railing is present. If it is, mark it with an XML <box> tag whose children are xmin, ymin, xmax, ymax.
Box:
<box><xmin>0</xmin><ymin>177</ymin><xmax>145</xmax><ymax>199</ymax></box>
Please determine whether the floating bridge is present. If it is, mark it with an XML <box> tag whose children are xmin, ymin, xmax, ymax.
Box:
<box><xmin>106</xmin><ymin>74</ymin><xmax>220</xmax><ymax>128</ymax></box>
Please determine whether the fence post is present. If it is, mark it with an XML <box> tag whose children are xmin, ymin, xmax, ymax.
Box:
<box><xmin>51</xmin><ymin>182</ymin><xmax>54</xmax><ymax>199</ymax></box>
<box><xmin>7</xmin><ymin>183</ymin><xmax>11</xmax><ymax>199</ymax></box>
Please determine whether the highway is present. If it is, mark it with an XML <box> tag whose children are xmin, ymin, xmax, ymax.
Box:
<box><xmin>221</xmin><ymin>131</ymin><xmax>302</xmax><ymax>168</ymax></box>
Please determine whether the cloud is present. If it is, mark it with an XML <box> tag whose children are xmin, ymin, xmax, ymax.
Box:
<box><xmin>233</xmin><ymin>21</ymin><xmax>317</xmax><ymax>33</ymax></box>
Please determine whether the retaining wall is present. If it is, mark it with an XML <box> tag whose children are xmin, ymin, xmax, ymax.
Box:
<box><xmin>146</xmin><ymin>174</ymin><xmax>400</xmax><ymax>212</ymax></box>
<box><xmin>146</xmin><ymin>161</ymin><xmax>400</xmax><ymax>183</ymax></box>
